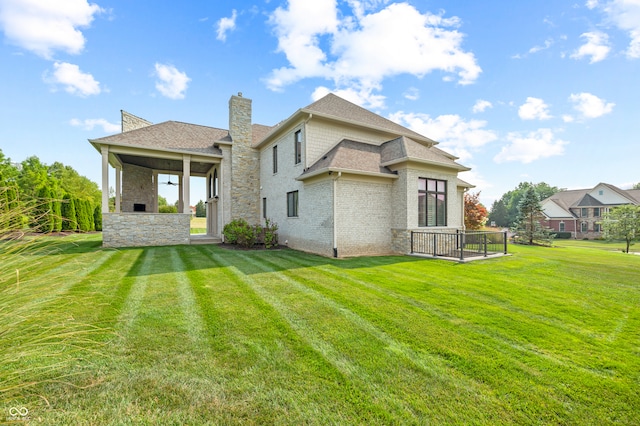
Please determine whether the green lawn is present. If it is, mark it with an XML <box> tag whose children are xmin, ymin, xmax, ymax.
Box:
<box><xmin>2</xmin><ymin>235</ymin><xmax>639</xmax><ymax>424</ymax></box>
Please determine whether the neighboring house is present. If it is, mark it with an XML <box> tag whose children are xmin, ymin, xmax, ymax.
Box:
<box><xmin>541</xmin><ymin>183</ymin><xmax>640</xmax><ymax>239</ymax></box>
<box><xmin>90</xmin><ymin>93</ymin><xmax>473</xmax><ymax>257</ymax></box>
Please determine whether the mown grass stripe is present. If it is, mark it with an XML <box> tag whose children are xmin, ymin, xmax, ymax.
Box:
<box><xmin>222</xmin><ymin>250</ymin><xmax>500</xmax><ymax>423</ymax></box>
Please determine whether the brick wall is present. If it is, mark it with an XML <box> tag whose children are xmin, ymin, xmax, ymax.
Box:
<box><xmin>121</xmin><ymin>163</ymin><xmax>154</xmax><ymax>212</ymax></box>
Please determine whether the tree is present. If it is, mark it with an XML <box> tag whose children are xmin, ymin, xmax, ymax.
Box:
<box><xmin>489</xmin><ymin>182</ymin><xmax>559</xmax><ymax>228</ymax></box>
<box><xmin>488</xmin><ymin>199</ymin><xmax>509</xmax><ymax>227</ymax></box>
<box><xmin>602</xmin><ymin>205</ymin><xmax>640</xmax><ymax>253</ymax></box>
<box><xmin>61</xmin><ymin>194</ymin><xmax>77</xmax><ymax>231</ymax></box>
<box><xmin>34</xmin><ymin>186</ymin><xmax>54</xmax><ymax>233</ymax></box>
<box><xmin>633</xmin><ymin>182</ymin><xmax>640</xmax><ymax>190</ymax></box>
<box><xmin>464</xmin><ymin>192</ymin><xmax>488</xmax><ymax>230</ymax></box>
<box><xmin>195</xmin><ymin>200</ymin><xmax>206</xmax><ymax>217</ymax></box>
<box><xmin>511</xmin><ymin>185</ymin><xmax>553</xmax><ymax>245</ymax></box>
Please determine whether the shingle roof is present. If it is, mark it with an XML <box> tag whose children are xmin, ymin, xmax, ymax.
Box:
<box><xmin>300</xmin><ymin>140</ymin><xmax>396</xmax><ymax>178</ymax></box>
<box><xmin>380</xmin><ymin>136</ymin><xmax>469</xmax><ymax>170</ymax></box>
<box><xmin>300</xmin><ymin>136</ymin><xmax>469</xmax><ymax>180</ymax></box>
<box><xmin>577</xmin><ymin>193</ymin><xmax>605</xmax><ymax>207</ymax></box>
<box><xmin>90</xmin><ymin>121</ymin><xmax>227</xmax><ymax>156</ymax></box>
<box><xmin>302</xmin><ymin>93</ymin><xmax>435</xmax><ymax>144</ymax></box>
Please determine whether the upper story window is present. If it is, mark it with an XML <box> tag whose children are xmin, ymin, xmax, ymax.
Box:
<box><xmin>294</xmin><ymin>130</ymin><xmax>302</xmax><ymax>164</ymax></box>
<box><xmin>418</xmin><ymin>178</ymin><xmax>447</xmax><ymax>227</ymax></box>
<box><xmin>581</xmin><ymin>207</ymin><xmax>588</xmax><ymax>217</ymax></box>
<box><xmin>273</xmin><ymin>145</ymin><xmax>278</xmax><ymax>174</ymax></box>
<box><xmin>593</xmin><ymin>207</ymin><xmax>600</xmax><ymax>217</ymax></box>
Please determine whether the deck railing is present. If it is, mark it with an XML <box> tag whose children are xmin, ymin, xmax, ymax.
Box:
<box><xmin>410</xmin><ymin>230</ymin><xmax>508</xmax><ymax>261</ymax></box>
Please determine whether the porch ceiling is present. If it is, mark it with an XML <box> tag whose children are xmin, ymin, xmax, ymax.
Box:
<box><xmin>116</xmin><ymin>153</ymin><xmax>216</xmax><ymax>175</ymax></box>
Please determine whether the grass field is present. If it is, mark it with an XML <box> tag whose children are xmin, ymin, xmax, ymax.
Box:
<box><xmin>2</xmin><ymin>235</ymin><xmax>639</xmax><ymax>424</ymax></box>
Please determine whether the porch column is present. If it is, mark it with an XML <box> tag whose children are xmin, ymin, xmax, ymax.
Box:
<box><xmin>115</xmin><ymin>166</ymin><xmax>121</xmax><ymax>213</ymax></box>
<box><xmin>101</xmin><ymin>146</ymin><xmax>109</xmax><ymax>213</ymax></box>
<box><xmin>178</xmin><ymin>175</ymin><xmax>184</xmax><ymax>213</ymax></box>
<box><xmin>152</xmin><ymin>171</ymin><xmax>158</xmax><ymax>213</ymax></box>
<box><xmin>182</xmin><ymin>155</ymin><xmax>191</xmax><ymax>214</ymax></box>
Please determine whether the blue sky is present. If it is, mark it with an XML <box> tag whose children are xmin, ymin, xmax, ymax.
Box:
<box><xmin>0</xmin><ymin>0</ymin><xmax>638</xmax><ymax>207</ymax></box>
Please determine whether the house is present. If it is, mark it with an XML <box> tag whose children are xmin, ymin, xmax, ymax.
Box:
<box><xmin>90</xmin><ymin>93</ymin><xmax>473</xmax><ymax>257</ymax></box>
<box><xmin>541</xmin><ymin>183</ymin><xmax>640</xmax><ymax>239</ymax></box>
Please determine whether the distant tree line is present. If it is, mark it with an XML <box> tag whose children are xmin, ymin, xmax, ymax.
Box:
<box><xmin>0</xmin><ymin>149</ymin><xmax>102</xmax><ymax>233</ymax></box>
<box><xmin>488</xmin><ymin>182</ymin><xmax>559</xmax><ymax>228</ymax></box>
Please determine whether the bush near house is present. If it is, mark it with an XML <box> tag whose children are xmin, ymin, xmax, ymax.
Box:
<box><xmin>223</xmin><ymin>218</ymin><xmax>279</xmax><ymax>249</ymax></box>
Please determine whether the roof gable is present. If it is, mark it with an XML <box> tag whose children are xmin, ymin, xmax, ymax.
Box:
<box><xmin>589</xmin><ymin>183</ymin><xmax>638</xmax><ymax>205</ymax></box>
<box><xmin>380</xmin><ymin>136</ymin><xmax>469</xmax><ymax>171</ymax></box>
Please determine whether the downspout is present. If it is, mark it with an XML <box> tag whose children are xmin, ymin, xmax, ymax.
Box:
<box><xmin>333</xmin><ymin>171</ymin><xmax>341</xmax><ymax>257</ymax></box>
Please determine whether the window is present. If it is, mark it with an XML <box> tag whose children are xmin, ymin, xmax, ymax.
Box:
<box><xmin>272</xmin><ymin>145</ymin><xmax>278</xmax><ymax>174</ymax></box>
<box><xmin>594</xmin><ymin>223</ymin><xmax>601</xmax><ymax>233</ymax></box>
<box><xmin>599</xmin><ymin>190</ymin><xmax>603</xmax><ymax>195</ymax></box>
<box><xmin>294</xmin><ymin>130</ymin><xmax>302</xmax><ymax>164</ymax></box>
<box><xmin>593</xmin><ymin>207</ymin><xmax>600</xmax><ymax>217</ymax></box>
<box><xmin>213</xmin><ymin>169</ymin><xmax>218</xmax><ymax>197</ymax></box>
<box><xmin>287</xmin><ymin>191</ymin><xmax>298</xmax><ymax>217</ymax></box>
<box><xmin>581</xmin><ymin>222</ymin><xmax>588</xmax><ymax>232</ymax></box>
<box><xmin>418</xmin><ymin>178</ymin><xmax>447</xmax><ymax>227</ymax></box>
<box><xmin>262</xmin><ymin>198</ymin><xmax>267</xmax><ymax>219</ymax></box>
<box><xmin>559</xmin><ymin>222</ymin><xmax>565</xmax><ymax>232</ymax></box>
<box><xmin>581</xmin><ymin>208</ymin><xmax>588</xmax><ymax>217</ymax></box>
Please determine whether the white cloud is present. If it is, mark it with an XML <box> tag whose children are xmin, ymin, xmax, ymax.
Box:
<box><xmin>592</xmin><ymin>0</ymin><xmax>640</xmax><ymax>58</ymax></box>
<box><xmin>216</xmin><ymin>9</ymin><xmax>237</xmax><ymax>41</ymax></box>
<box><xmin>570</xmin><ymin>31</ymin><xmax>611</xmax><ymax>63</ymax></box>
<box><xmin>45</xmin><ymin>62</ymin><xmax>101</xmax><ymax>96</ymax></box>
<box><xmin>70</xmin><ymin>118</ymin><xmax>119</xmax><ymax>133</ymax></box>
<box><xmin>0</xmin><ymin>0</ymin><xmax>103</xmax><ymax>59</ymax></box>
<box><xmin>562</xmin><ymin>114</ymin><xmax>575</xmax><ymax>123</ymax></box>
<box><xmin>267</xmin><ymin>1</ymin><xmax>480</xmax><ymax>108</ymax></box>
<box><xmin>403</xmin><ymin>87</ymin><xmax>420</xmax><ymax>101</ymax></box>
<box><xmin>154</xmin><ymin>63</ymin><xmax>190</xmax><ymax>99</ymax></box>
<box><xmin>529</xmin><ymin>38</ymin><xmax>554</xmax><ymax>53</ymax></box>
<box><xmin>569</xmin><ymin>92</ymin><xmax>615</xmax><ymax>118</ymax></box>
<box><xmin>494</xmin><ymin>129</ymin><xmax>568</xmax><ymax>164</ymax></box>
<box><xmin>518</xmin><ymin>97</ymin><xmax>552</xmax><ymax>120</ymax></box>
<box><xmin>389</xmin><ymin>111</ymin><xmax>497</xmax><ymax>163</ymax></box>
<box><xmin>472</xmin><ymin>99</ymin><xmax>492</xmax><ymax>113</ymax></box>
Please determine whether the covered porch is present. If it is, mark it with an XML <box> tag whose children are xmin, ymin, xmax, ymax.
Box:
<box><xmin>90</xmin><ymin>119</ymin><xmax>230</xmax><ymax>248</ymax></box>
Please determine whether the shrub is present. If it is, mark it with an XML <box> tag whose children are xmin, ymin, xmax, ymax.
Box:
<box><xmin>554</xmin><ymin>232</ymin><xmax>572</xmax><ymax>239</ymax></box>
<box><xmin>159</xmin><ymin>205</ymin><xmax>178</xmax><ymax>213</ymax></box>
<box><xmin>264</xmin><ymin>218</ymin><xmax>279</xmax><ymax>249</ymax></box>
<box><xmin>223</xmin><ymin>218</ymin><xmax>259</xmax><ymax>248</ymax></box>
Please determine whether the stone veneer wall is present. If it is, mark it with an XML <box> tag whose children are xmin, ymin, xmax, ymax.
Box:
<box><xmin>229</xmin><ymin>94</ymin><xmax>260</xmax><ymax>224</ymax></box>
<box><xmin>121</xmin><ymin>111</ymin><xmax>152</xmax><ymax>132</ymax></box>
<box><xmin>102</xmin><ymin>213</ymin><xmax>190</xmax><ymax>247</ymax></box>
<box><xmin>121</xmin><ymin>164</ymin><xmax>154</xmax><ymax>212</ymax></box>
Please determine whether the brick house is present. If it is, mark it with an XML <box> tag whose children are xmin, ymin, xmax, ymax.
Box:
<box><xmin>90</xmin><ymin>93</ymin><xmax>473</xmax><ymax>256</ymax></box>
<box><xmin>541</xmin><ymin>183</ymin><xmax>640</xmax><ymax>239</ymax></box>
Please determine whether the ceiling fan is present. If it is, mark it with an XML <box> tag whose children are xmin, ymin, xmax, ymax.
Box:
<box><xmin>159</xmin><ymin>176</ymin><xmax>180</xmax><ymax>186</ymax></box>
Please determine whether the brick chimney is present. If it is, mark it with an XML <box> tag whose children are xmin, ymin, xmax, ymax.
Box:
<box><xmin>229</xmin><ymin>93</ymin><xmax>260</xmax><ymax>223</ymax></box>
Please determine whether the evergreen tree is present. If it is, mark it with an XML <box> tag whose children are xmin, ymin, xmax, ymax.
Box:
<box><xmin>94</xmin><ymin>204</ymin><xmax>102</xmax><ymax>231</ymax></box>
<box><xmin>34</xmin><ymin>186</ymin><xmax>54</xmax><ymax>233</ymax></box>
<box><xmin>195</xmin><ymin>200</ymin><xmax>206</xmax><ymax>217</ymax></box>
<box><xmin>488</xmin><ymin>199</ymin><xmax>509</xmax><ymax>227</ymax></box>
<box><xmin>61</xmin><ymin>194</ymin><xmax>77</xmax><ymax>231</ymax></box>
<box><xmin>512</xmin><ymin>185</ymin><xmax>553</xmax><ymax>245</ymax></box>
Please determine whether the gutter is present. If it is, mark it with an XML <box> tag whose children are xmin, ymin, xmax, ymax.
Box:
<box><xmin>333</xmin><ymin>171</ymin><xmax>342</xmax><ymax>257</ymax></box>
